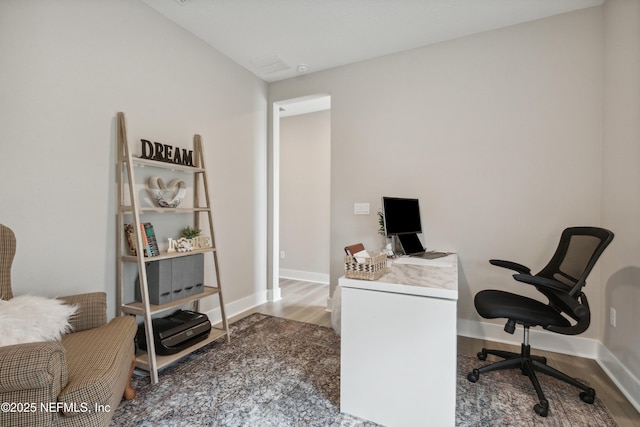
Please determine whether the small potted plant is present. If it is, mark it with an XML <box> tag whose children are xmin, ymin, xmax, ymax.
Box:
<box><xmin>378</xmin><ymin>210</ymin><xmax>394</xmax><ymax>257</ymax></box>
<box><xmin>377</xmin><ymin>210</ymin><xmax>385</xmax><ymax>236</ymax></box>
<box><xmin>181</xmin><ymin>226</ymin><xmax>201</xmax><ymax>239</ymax></box>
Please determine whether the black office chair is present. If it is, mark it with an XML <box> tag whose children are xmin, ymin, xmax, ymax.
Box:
<box><xmin>467</xmin><ymin>226</ymin><xmax>614</xmax><ymax>417</ymax></box>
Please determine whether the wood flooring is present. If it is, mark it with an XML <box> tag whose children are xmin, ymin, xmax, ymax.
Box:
<box><xmin>234</xmin><ymin>279</ymin><xmax>639</xmax><ymax>427</ymax></box>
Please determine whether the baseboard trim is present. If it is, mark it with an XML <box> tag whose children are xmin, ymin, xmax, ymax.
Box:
<box><xmin>279</xmin><ymin>269</ymin><xmax>329</xmax><ymax>284</ymax></box>
<box><xmin>268</xmin><ymin>287</ymin><xmax>281</xmax><ymax>302</ymax></box>
<box><xmin>597</xmin><ymin>344</ymin><xmax>640</xmax><ymax>413</ymax></box>
<box><xmin>458</xmin><ymin>319</ymin><xmax>640</xmax><ymax>412</ymax></box>
<box><xmin>202</xmin><ymin>291</ymin><xmax>267</xmax><ymax>325</ymax></box>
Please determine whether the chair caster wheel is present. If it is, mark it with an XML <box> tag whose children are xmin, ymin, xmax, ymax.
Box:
<box><xmin>467</xmin><ymin>369</ymin><xmax>479</xmax><ymax>383</ymax></box>
<box><xmin>477</xmin><ymin>351</ymin><xmax>487</xmax><ymax>361</ymax></box>
<box><xmin>534</xmin><ymin>403</ymin><xmax>549</xmax><ymax>417</ymax></box>
<box><xmin>580</xmin><ymin>388</ymin><xmax>596</xmax><ymax>404</ymax></box>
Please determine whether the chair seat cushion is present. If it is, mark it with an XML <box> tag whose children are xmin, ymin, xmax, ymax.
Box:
<box><xmin>475</xmin><ymin>290</ymin><xmax>571</xmax><ymax>328</ymax></box>
<box><xmin>58</xmin><ymin>316</ymin><xmax>136</xmax><ymax>417</ymax></box>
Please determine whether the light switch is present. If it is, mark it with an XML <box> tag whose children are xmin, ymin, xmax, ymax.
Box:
<box><xmin>354</xmin><ymin>203</ymin><xmax>370</xmax><ymax>215</ymax></box>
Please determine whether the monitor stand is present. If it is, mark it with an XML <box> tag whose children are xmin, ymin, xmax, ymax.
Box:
<box><xmin>397</xmin><ymin>233</ymin><xmax>424</xmax><ymax>255</ymax></box>
<box><xmin>396</xmin><ymin>233</ymin><xmax>450</xmax><ymax>259</ymax></box>
<box><xmin>390</xmin><ymin>234</ymin><xmax>406</xmax><ymax>256</ymax></box>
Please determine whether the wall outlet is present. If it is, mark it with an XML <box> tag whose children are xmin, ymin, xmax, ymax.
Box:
<box><xmin>609</xmin><ymin>307</ymin><xmax>616</xmax><ymax>327</ymax></box>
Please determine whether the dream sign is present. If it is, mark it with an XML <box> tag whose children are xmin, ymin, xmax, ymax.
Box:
<box><xmin>140</xmin><ymin>139</ymin><xmax>194</xmax><ymax>167</ymax></box>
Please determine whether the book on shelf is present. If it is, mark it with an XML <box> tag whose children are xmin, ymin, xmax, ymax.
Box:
<box><xmin>140</xmin><ymin>224</ymin><xmax>152</xmax><ymax>257</ymax></box>
<box><xmin>143</xmin><ymin>223</ymin><xmax>160</xmax><ymax>256</ymax></box>
<box><xmin>124</xmin><ymin>223</ymin><xmax>160</xmax><ymax>257</ymax></box>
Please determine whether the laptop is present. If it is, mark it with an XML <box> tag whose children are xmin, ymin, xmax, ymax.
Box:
<box><xmin>397</xmin><ymin>233</ymin><xmax>449</xmax><ymax>259</ymax></box>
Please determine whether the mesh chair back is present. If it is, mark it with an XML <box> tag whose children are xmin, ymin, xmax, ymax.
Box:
<box><xmin>537</xmin><ymin>227</ymin><xmax>614</xmax><ymax>296</ymax></box>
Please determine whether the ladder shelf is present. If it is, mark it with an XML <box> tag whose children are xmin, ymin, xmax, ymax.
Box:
<box><xmin>115</xmin><ymin>112</ymin><xmax>229</xmax><ymax>385</ymax></box>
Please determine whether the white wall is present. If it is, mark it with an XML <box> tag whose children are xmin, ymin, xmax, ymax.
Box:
<box><xmin>270</xmin><ymin>6</ymin><xmax>605</xmax><ymax>336</ymax></box>
<box><xmin>600</xmin><ymin>0</ymin><xmax>640</xmax><ymax>399</ymax></box>
<box><xmin>279</xmin><ymin>111</ymin><xmax>331</xmax><ymax>282</ymax></box>
<box><xmin>0</xmin><ymin>0</ymin><xmax>268</xmax><ymax>318</ymax></box>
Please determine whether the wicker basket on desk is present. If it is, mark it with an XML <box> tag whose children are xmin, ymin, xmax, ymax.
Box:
<box><xmin>344</xmin><ymin>252</ymin><xmax>388</xmax><ymax>281</ymax></box>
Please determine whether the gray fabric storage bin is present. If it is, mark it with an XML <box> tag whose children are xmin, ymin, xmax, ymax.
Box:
<box><xmin>135</xmin><ymin>253</ymin><xmax>204</xmax><ymax>305</ymax></box>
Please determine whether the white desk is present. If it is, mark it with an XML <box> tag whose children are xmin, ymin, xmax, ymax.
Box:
<box><xmin>339</xmin><ymin>254</ymin><xmax>458</xmax><ymax>427</ymax></box>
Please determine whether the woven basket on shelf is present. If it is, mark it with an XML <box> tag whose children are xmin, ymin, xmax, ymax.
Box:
<box><xmin>344</xmin><ymin>252</ymin><xmax>388</xmax><ymax>281</ymax></box>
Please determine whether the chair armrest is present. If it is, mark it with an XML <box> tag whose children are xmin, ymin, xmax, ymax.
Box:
<box><xmin>0</xmin><ymin>341</ymin><xmax>67</xmax><ymax>393</ymax></box>
<box><xmin>512</xmin><ymin>274</ymin><xmax>570</xmax><ymax>292</ymax></box>
<box><xmin>490</xmin><ymin>259</ymin><xmax>531</xmax><ymax>275</ymax></box>
<box><xmin>546</xmin><ymin>292</ymin><xmax>591</xmax><ymax>335</ymax></box>
<box><xmin>513</xmin><ymin>274</ymin><xmax>588</xmax><ymax>320</ymax></box>
<box><xmin>58</xmin><ymin>292</ymin><xmax>107</xmax><ymax>332</ymax></box>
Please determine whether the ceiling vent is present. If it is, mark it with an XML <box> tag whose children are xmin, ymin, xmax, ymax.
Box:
<box><xmin>250</xmin><ymin>55</ymin><xmax>291</xmax><ymax>74</ymax></box>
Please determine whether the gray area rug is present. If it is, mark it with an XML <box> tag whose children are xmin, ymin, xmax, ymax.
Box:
<box><xmin>110</xmin><ymin>313</ymin><xmax>617</xmax><ymax>426</ymax></box>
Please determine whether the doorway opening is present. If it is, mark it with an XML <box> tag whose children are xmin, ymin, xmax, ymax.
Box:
<box><xmin>269</xmin><ymin>94</ymin><xmax>331</xmax><ymax>304</ymax></box>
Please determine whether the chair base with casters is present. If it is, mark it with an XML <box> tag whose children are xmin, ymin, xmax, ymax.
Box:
<box><xmin>467</xmin><ymin>320</ymin><xmax>595</xmax><ymax>417</ymax></box>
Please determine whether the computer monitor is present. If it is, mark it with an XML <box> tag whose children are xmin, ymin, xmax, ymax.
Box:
<box><xmin>381</xmin><ymin>197</ymin><xmax>422</xmax><ymax>236</ymax></box>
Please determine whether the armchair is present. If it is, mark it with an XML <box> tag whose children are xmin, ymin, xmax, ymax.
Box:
<box><xmin>0</xmin><ymin>224</ymin><xmax>137</xmax><ymax>427</ymax></box>
<box><xmin>467</xmin><ymin>226</ymin><xmax>614</xmax><ymax>417</ymax></box>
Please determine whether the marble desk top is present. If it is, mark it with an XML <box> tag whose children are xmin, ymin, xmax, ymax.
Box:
<box><xmin>339</xmin><ymin>253</ymin><xmax>458</xmax><ymax>300</ymax></box>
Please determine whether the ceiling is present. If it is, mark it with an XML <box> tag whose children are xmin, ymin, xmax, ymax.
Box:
<box><xmin>142</xmin><ymin>0</ymin><xmax>604</xmax><ymax>83</ymax></box>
